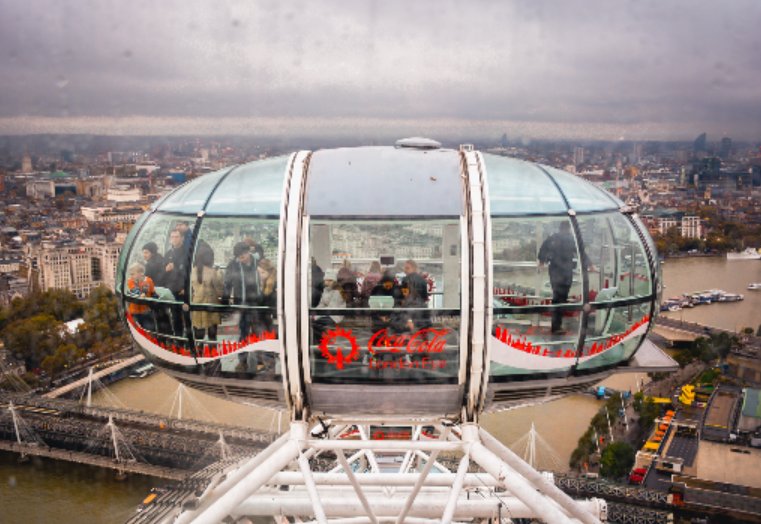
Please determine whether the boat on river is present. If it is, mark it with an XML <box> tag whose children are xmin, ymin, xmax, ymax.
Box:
<box><xmin>129</xmin><ymin>362</ymin><xmax>156</xmax><ymax>379</ymax></box>
<box><xmin>727</xmin><ymin>247</ymin><xmax>761</xmax><ymax>260</ymax></box>
<box><xmin>748</xmin><ymin>283</ymin><xmax>761</xmax><ymax>290</ymax></box>
<box><xmin>683</xmin><ymin>289</ymin><xmax>744</xmax><ymax>305</ymax></box>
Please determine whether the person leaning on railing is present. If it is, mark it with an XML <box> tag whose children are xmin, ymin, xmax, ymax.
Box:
<box><xmin>127</xmin><ymin>263</ymin><xmax>155</xmax><ymax>331</ymax></box>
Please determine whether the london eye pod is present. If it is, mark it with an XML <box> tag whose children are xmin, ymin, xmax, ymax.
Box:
<box><xmin>116</xmin><ymin>139</ymin><xmax>663</xmax><ymax>422</ymax></box>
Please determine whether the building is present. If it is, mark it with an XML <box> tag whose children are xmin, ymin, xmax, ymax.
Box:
<box><xmin>573</xmin><ymin>146</ymin><xmax>585</xmax><ymax>167</ymax></box>
<box><xmin>658</xmin><ymin>216</ymin><xmax>678</xmax><ymax>234</ymax></box>
<box><xmin>75</xmin><ymin>178</ymin><xmax>105</xmax><ymax>199</ymax></box>
<box><xmin>21</xmin><ymin>153</ymin><xmax>33</xmax><ymax>174</ymax></box>
<box><xmin>680</xmin><ymin>215</ymin><xmax>702</xmax><ymax>239</ymax></box>
<box><xmin>26</xmin><ymin>179</ymin><xmax>55</xmax><ymax>199</ymax></box>
<box><xmin>27</xmin><ymin>239</ymin><xmax>122</xmax><ymax>298</ymax></box>
<box><xmin>81</xmin><ymin>205</ymin><xmax>143</xmax><ymax>224</ymax></box>
<box><xmin>0</xmin><ymin>257</ymin><xmax>21</xmax><ymax>273</ymax></box>
<box><xmin>720</xmin><ymin>137</ymin><xmax>732</xmax><ymax>159</ymax></box>
<box><xmin>0</xmin><ymin>273</ymin><xmax>28</xmax><ymax>306</ymax></box>
<box><xmin>632</xmin><ymin>143</ymin><xmax>643</xmax><ymax>164</ymax></box>
<box><xmin>106</xmin><ymin>186</ymin><xmax>142</xmax><ymax>202</ymax></box>
<box><xmin>693</xmin><ymin>132</ymin><xmax>707</xmax><ymax>154</ymax></box>
<box><xmin>643</xmin><ymin>212</ymin><xmax>702</xmax><ymax>238</ymax></box>
<box><xmin>728</xmin><ymin>350</ymin><xmax>761</xmax><ymax>388</ymax></box>
<box><xmin>739</xmin><ymin>388</ymin><xmax>761</xmax><ymax>433</ymax></box>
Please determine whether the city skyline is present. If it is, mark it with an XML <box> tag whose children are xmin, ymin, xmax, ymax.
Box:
<box><xmin>1</xmin><ymin>1</ymin><xmax>761</xmax><ymax>140</ymax></box>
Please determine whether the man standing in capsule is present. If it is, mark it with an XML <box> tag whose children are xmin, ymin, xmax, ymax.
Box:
<box><xmin>538</xmin><ymin>221</ymin><xmax>577</xmax><ymax>334</ymax></box>
<box><xmin>164</xmin><ymin>228</ymin><xmax>189</xmax><ymax>336</ymax></box>
<box><xmin>223</xmin><ymin>242</ymin><xmax>263</xmax><ymax>374</ymax></box>
<box><xmin>223</xmin><ymin>242</ymin><xmax>261</xmax><ymax>341</ymax></box>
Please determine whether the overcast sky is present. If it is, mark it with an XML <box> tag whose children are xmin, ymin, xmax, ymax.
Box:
<box><xmin>1</xmin><ymin>0</ymin><xmax>760</xmax><ymax>140</ymax></box>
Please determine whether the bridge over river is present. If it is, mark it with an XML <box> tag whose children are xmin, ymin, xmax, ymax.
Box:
<box><xmin>0</xmin><ymin>390</ymin><xmax>276</xmax><ymax>480</ymax></box>
<box><xmin>43</xmin><ymin>354</ymin><xmax>146</xmax><ymax>399</ymax></box>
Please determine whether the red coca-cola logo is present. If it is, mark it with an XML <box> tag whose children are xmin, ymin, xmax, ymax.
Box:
<box><xmin>367</xmin><ymin>328</ymin><xmax>449</xmax><ymax>356</ymax></box>
<box><xmin>319</xmin><ymin>327</ymin><xmax>360</xmax><ymax>370</ymax></box>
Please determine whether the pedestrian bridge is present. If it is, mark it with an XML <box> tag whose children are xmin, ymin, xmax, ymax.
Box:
<box><xmin>43</xmin><ymin>354</ymin><xmax>145</xmax><ymax>398</ymax></box>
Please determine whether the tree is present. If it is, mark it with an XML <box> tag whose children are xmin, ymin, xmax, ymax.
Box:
<box><xmin>41</xmin><ymin>343</ymin><xmax>85</xmax><ymax>380</ymax></box>
<box><xmin>710</xmin><ymin>332</ymin><xmax>736</xmax><ymax>360</ymax></box>
<box><xmin>2</xmin><ymin>314</ymin><xmax>64</xmax><ymax>370</ymax></box>
<box><xmin>600</xmin><ymin>442</ymin><xmax>635</xmax><ymax>480</ymax></box>
<box><xmin>0</xmin><ymin>289</ymin><xmax>82</xmax><ymax>330</ymax></box>
<box><xmin>633</xmin><ymin>392</ymin><xmax>659</xmax><ymax>432</ymax></box>
<box><xmin>77</xmin><ymin>285</ymin><xmax>128</xmax><ymax>355</ymax></box>
<box><xmin>570</xmin><ymin>428</ymin><xmax>597</xmax><ymax>470</ymax></box>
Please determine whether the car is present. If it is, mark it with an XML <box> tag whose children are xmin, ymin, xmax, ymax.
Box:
<box><xmin>629</xmin><ymin>473</ymin><xmax>644</xmax><ymax>484</ymax></box>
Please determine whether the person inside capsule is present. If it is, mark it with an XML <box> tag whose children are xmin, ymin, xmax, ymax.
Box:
<box><xmin>191</xmin><ymin>242</ymin><xmax>223</xmax><ymax>344</ymax></box>
<box><xmin>402</xmin><ymin>259</ymin><xmax>429</xmax><ymax>304</ymax></box>
<box><xmin>164</xmin><ymin>228</ymin><xmax>189</xmax><ymax>336</ymax></box>
<box><xmin>538</xmin><ymin>222</ymin><xmax>576</xmax><ymax>334</ymax></box>
<box><xmin>393</xmin><ymin>279</ymin><xmax>432</xmax><ymax>335</ymax></box>
<box><xmin>127</xmin><ymin>263</ymin><xmax>155</xmax><ymax>331</ymax></box>
<box><xmin>256</xmin><ymin>258</ymin><xmax>277</xmax><ymax>333</ymax></box>
<box><xmin>223</xmin><ymin>242</ymin><xmax>261</xmax><ymax>341</ymax></box>
<box><xmin>369</xmin><ymin>271</ymin><xmax>401</xmax><ymax>332</ymax></box>
<box><xmin>313</xmin><ymin>269</ymin><xmax>346</xmax><ymax>342</ymax></box>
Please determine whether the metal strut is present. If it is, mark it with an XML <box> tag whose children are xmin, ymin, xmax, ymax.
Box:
<box><xmin>171</xmin><ymin>420</ymin><xmax>605</xmax><ymax>523</ymax></box>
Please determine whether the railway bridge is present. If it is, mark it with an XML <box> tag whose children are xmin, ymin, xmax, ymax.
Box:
<box><xmin>0</xmin><ymin>390</ymin><xmax>275</xmax><ymax>480</ymax></box>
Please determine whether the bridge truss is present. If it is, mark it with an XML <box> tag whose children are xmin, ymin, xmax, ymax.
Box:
<box><xmin>171</xmin><ymin>420</ymin><xmax>607</xmax><ymax>523</ymax></box>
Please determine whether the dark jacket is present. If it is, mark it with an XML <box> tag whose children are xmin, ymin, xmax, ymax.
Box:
<box><xmin>538</xmin><ymin>231</ymin><xmax>577</xmax><ymax>286</ymax></box>
<box><xmin>404</xmin><ymin>272</ymin><xmax>429</xmax><ymax>303</ymax></box>
<box><xmin>164</xmin><ymin>245</ymin><xmax>189</xmax><ymax>297</ymax></box>
<box><xmin>223</xmin><ymin>258</ymin><xmax>260</xmax><ymax>305</ymax></box>
<box><xmin>144</xmin><ymin>253</ymin><xmax>166</xmax><ymax>288</ymax></box>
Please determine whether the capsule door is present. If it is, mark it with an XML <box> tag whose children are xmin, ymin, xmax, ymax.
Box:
<box><xmin>297</xmin><ymin>147</ymin><xmax>468</xmax><ymax>417</ymax></box>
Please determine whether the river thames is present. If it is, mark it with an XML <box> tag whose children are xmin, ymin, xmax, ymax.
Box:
<box><xmin>2</xmin><ymin>257</ymin><xmax>760</xmax><ymax>523</ymax></box>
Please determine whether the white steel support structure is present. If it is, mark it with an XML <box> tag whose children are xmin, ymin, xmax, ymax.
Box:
<box><xmin>462</xmin><ymin>148</ymin><xmax>491</xmax><ymax>422</ymax></box>
<box><xmin>172</xmin><ymin>420</ymin><xmax>606</xmax><ymax>524</ymax></box>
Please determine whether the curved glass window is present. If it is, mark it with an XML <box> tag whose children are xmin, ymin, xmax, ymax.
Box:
<box><xmin>308</xmin><ymin>219</ymin><xmax>461</xmax><ymax>384</ymax></box>
<box><xmin>154</xmin><ymin>168</ymin><xmax>231</xmax><ymax>214</ymax></box>
<box><xmin>116</xmin><ymin>211</ymin><xmax>149</xmax><ymax>295</ymax></box>
<box><xmin>483</xmin><ymin>154</ymin><xmax>567</xmax><ymax>215</ymax></box>
<box><xmin>122</xmin><ymin>213</ymin><xmax>194</xmax><ymax>359</ymax></box>
<box><xmin>306</xmin><ymin>148</ymin><xmax>463</xmax><ymax>216</ymax></box>
<box><xmin>189</xmin><ymin>217</ymin><xmax>280</xmax><ymax>379</ymax></box>
<box><xmin>492</xmin><ymin>217</ymin><xmax>583</xmax><ymax>308</ymax></box>
<box><xmin>541</xmin><ymin>165</ymin><xmax>619</xmax><ymax>212</ymax></box>
<box><xmin>577</xmin><ymin>213</ymin><xmax>652</xmax><ymax>303</ymax></box>
<box><xmin>633</xmin><ymin>214</ymin><xmax>663</xmax><ymax>304</ymax></box>
<box><xmin>578</xmin><ymin>302</ymin><xmax>651</xmax><ymax>370</ymax></box>
<box><xmin>491</xmin><ymin>310</ymin><xmax>581</xmax><ymax>377</ymax></box>
<box><xmin>205</xmin><ymin>156</ymin><xmax>289</xmax><ymax>216</ymax></box>
<box><xmin>122</xmin><ymin>213</ymin><xmax>193</xmax><ymax>300</ymax></box>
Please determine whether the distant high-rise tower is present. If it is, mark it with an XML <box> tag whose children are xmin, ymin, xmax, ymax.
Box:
<box><xmin>719</xmin><ymin>137</ymin><xmax>732</xmax><ymax>159</ymax></box>
<box><xmin>573</xmin><ymin>146</ymin><xmax>585</xmax><ymax>167</ymax></box>
<box><xmin>21</xmin><ymin>152</ymin><xmax>32</xmax><ymax>173</ymax></box>
<box><xmin>693</xmin><ymin>132</ymin><xmax>707</xmax><ymax>154</ymax></box>
<box><xmin>500</xmin><ymin>133</ymin><xmax>509</xmax><ymax>148</ymax></box>
<box><xmin>632</xmin><ymin>143</ymin><xmax>643</xmax><ymax>164</ymax></box>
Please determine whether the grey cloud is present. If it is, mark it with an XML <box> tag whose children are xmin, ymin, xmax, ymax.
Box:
<box><xmin>1</xmin><ymin>0</ymin><xmax>760</xmax><ymax>139</ymax></box>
